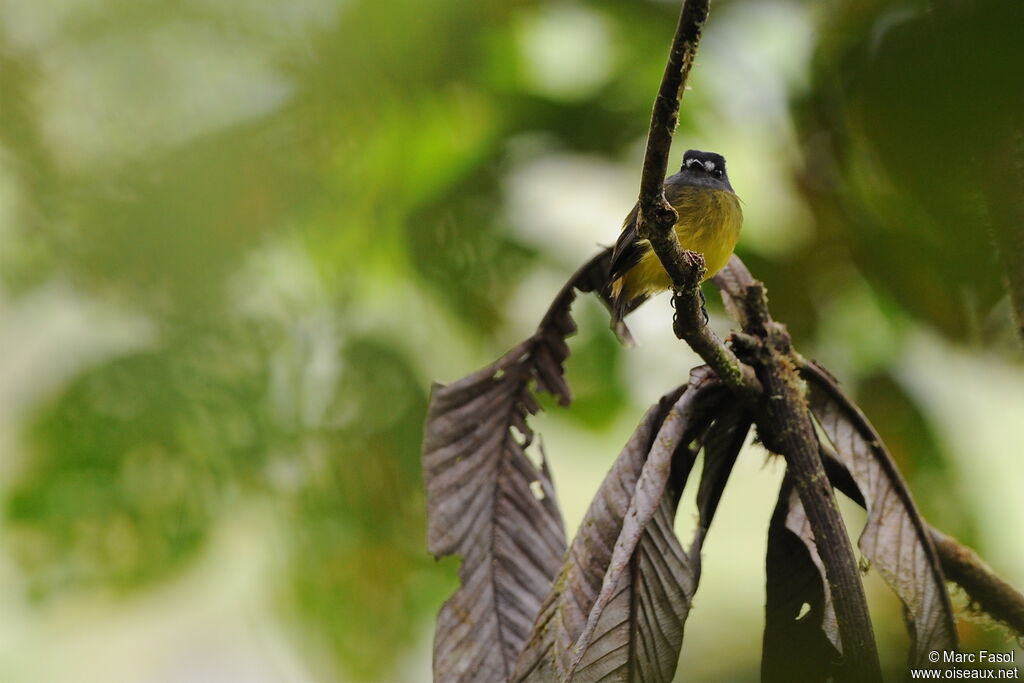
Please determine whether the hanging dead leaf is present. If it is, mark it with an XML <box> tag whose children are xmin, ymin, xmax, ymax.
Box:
<box><xmin>512</xmin><ymin>369</ymin><xmax>748</xmax><ymax>682</ymax></box>
<box><xmin>423</xmin><ymin>250</ymin><xmax>623</xmax><ymax>682</ymax></box>
<box><xmin>689</xmin><ymin>407</ymin><xmax>752</xmax><ymax>564</ymax></box>
<box><xmin>762</xmin><ymin>477</ymin><xmax>842</xmax><ymax>683</ymax></box>
<box><xmin>802</xmin><ymin>361</ymin><xmax>958</xmax><ymax>665</ymax></box>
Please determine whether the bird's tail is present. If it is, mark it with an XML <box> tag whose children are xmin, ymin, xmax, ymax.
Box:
<box><xmin>610</xmin><ymin>277</ymin><xmax>629</xmax><ymax>323</ymax></box>
<box><xmin>606</xmin><ymin>276</ymin><xmax>640</xmax><ymax>346</ymax></box>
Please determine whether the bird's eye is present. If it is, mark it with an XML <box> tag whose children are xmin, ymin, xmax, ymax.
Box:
<box><xmin>713</xmin><ymin>168</ymin><xmax>723</xmax><ymax>179</ymax></box>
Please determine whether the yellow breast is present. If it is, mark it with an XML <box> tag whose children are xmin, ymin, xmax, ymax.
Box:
<box><xmin>619</xmin><ymin>187</ymin><xmax>742</xmax><ymax>298</ymax></box>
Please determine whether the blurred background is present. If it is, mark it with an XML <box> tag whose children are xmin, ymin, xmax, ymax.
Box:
<box><xmin>0</xmin><ymin>0</ymin><xmax>1022</xmax><ymax>680</ymax></box>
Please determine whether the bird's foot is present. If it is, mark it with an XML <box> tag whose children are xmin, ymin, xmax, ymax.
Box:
<box><xmin>670</xmin><ymin>288</ymin><xmax>709</xmax><ymax>334</ymax></box>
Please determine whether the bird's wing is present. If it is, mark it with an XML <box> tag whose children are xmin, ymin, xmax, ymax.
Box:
<box><xmin>608</xmin><ymin>202</ymin><xmax>643</xmax><ymax>282</ymax></box>
<box><xmin>608</xmin><ymin>174</ymin><xmax>687</xmax><ymax>281</ymax></box>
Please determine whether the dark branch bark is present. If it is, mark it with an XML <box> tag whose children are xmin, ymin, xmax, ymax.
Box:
<box><xmin>819</xmin><ymin>433</ymin><xmax>1024</xmax><ymax>637</ymax></box>
<box><xmin>634</xmin><ymin>0</ymin><xmax>760</xmax><ymax>400</ymax></box>
<box><xmin>930</xmin><ymin>528</ymin><xmax>1024</xmax><ymax>637</ymax></box>
<box><xmin>735</xmin><ymin>285</ymin><xmax>882</xmax><ymax>683</ymax></box>
<box><xmin>636</xmin><ymin>3</ymin><xmax>881</xmax><ymax>677</ymax></box>
<box><xmin>630</xmin><ymin>0</ymin><xmax>1024</xmax><ymax>670</ymax></box>
<box><xmin>672</xmin><ymin>288</ymin><xmax>761</xmax><ymax>401</ymax></box>
<box><xmin>636</xmin><ymin>0</ymin><xmax>707</xmax><ymax>251</ymax></box>
<box><xmin>716</xmin><ymin>259</ymin><xmax>885</xmax><ymax>682</ymax></box>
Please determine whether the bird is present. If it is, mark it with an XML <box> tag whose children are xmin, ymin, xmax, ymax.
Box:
<box><xmin>607</xmin><ymin>149</ymin><xmax>742</xmax><ymax>322</ymax></box>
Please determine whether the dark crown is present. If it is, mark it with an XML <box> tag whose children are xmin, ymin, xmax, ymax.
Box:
<box><xmin>681</xmin><ymin>149</ymin><xmax>727</xmax><ymax>178</ymax></box>
<box><xmin>682</xmin><ymin>149</ymin><xmax>726</xmax><ymax>169</ymax></box>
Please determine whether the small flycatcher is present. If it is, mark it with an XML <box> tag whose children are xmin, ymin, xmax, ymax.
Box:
<box><xmin>608</xmin><ymin>149</ymin><xmax>742</xmax><ymax>321</ymax></box>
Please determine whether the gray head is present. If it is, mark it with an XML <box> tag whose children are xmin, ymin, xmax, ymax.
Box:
<box><xmin>678</xmin><ymin>149</ymin><xmax>733</xmax><ymax>191</ymax></box>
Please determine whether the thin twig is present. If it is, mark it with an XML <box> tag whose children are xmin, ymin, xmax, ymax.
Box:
<box><xmin>738</xmin><ymin>285</ymin><xmax>883</xmax><ymax>683</ymax></box>
<box><xmin>636</xmin><ymin>0</ymin><xmax>707</xmax><ymax>250</ymax></box>
<box><xmin>715</xmin><ymin>258</ymin><xmax>882</xmax><ymax>679</ymax></box>
<box><xmin>819</xmin><ymin>434</ymin><xmax>1024</xmax><ymax>636</ymax></box>
<box><xmin>930</xmin><ymin>527</ymin><xmax>1024</xmax><ymax>636</ymax></box>
<box><xmin>673</xmin><ymin>286</ymin><xmax>760</xmax><ymax>400</ymax></box>
<box><xmin>636</xmin><ymin>2</ymin><xmax>881</xmax><ymax>676</ymax></box>
<box><xmin>634</xmin><ymin>0</ymin><xmax>759</xmax><ymax>399</ymax></box>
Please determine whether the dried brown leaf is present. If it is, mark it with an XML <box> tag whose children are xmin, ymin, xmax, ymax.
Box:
<box><xmin>762</xmin><ymin>477</ymin><xmax>842</xmax><ymax>683</ymax></box>
<box><xmin>423</xmin><ymin>251</ymin><xmax>623</xmax><ymax>682</ymax></box>
<box><xmin>803</xmin><ymin>362</ymin><xmax>959</xmax><ymax>665</ymax></box>
<box><xmin>512</xmin><ymin>370</ymin><xmax>742</xmax><ymax>683</ymax></box>
<box><xmin>509</xmin><ymin>391</ymin><xmax>682</xmax><ymax>683</ymax></box>
<box><xmin>689</xmin><ymin>408</ymin><xmax>751</xmax><ymax>564</ymax></box>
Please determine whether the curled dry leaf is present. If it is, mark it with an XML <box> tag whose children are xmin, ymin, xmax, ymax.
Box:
<box><xmin>424</xmin><ymin>341</ymin><xmax>567</xmax><ymax>682</ymax></box>
<box><xmin>802</xmin><ymin>362</ymin><xmax>959</xmax><ymax>666</ymax></box>
<box><xmin>508</xmin><ymin>395</ymin><xmax>675</xmax><ymax>683</ymax></box>
<box><xmin>571</xmin><ymin>463</ymin><xmax>694</xmax><ymax>683</ymax></box>
<box><xmin>762</xmin><ymin>477</ymin><xmax>842</xmax><ymax>683</ymax></box>
<box><xmin>512</xmin><ymin>369</ymin><xmax>746</xmax><ymax>683</ymax></box>
<box><xmin>689</xmin><ymin>407</ymin><xmax>752</xmax><ymax>564</ymax></box>
<box><xmin>423</xmin><ymin>250</ymin><xmax>620</xmax><ymax>682</ymax></box>
<box><xmin>565</xmin><ymin>373</ymin><xmax>725</xmax><ymax>683</ymax></box>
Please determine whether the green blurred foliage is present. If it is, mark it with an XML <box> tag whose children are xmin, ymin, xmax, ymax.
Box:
<box><xmin>0</xmin><ymin>0</ymin><xmax>1020</xmax><ymax>679</ymax></box>
<box><xmin>792</xmin><ymin>0</ymin><xmax>1024</xmax><ymax>342</ymax></box>
<box><xmin>9</xmin><ymin>334</ymin><xmax>272</xmax><ymax>597</ymax></box>
<box><xmin>287</xmin><ymin>336</ymin><xmax>457</xmax><ymax>680</ymax></box>
<box><xmin>853</xmin><ymin>372</ymin><xmax>974</xmax><ymax>540</ymax></box>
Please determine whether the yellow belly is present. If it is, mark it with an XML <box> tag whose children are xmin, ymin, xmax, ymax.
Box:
<box><xmin>617</xmin><ymin>187</ymin><xmax>742</xmax><ymax>299</ymax></box>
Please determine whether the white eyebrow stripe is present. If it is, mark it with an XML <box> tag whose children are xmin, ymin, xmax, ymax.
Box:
<box><xmin>704</xmin><ymin>160</ymin><xmax>716</xmax><ymax>172</ymax></box>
